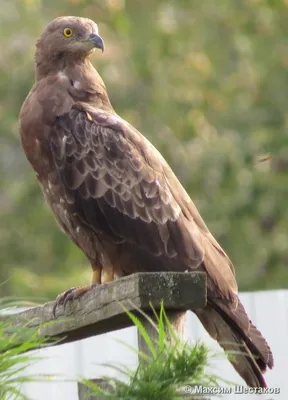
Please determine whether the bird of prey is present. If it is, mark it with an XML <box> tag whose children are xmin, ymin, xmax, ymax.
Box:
<box><xmin>19</xmin><ymin>16</ymin><xmax>273</xmax><ymax>387</ymax></box>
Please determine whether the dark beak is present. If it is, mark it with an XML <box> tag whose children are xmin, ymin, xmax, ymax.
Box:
<box><xmin>88</xmin><ymin>33</ymin><xmax>104</xmax><ymax>52</ymax></box>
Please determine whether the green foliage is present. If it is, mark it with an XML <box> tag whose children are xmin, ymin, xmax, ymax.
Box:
<box><xmin>0</xmin><ymin>298</ymin><xmax>48</xmax><ymax>400</ymax></box>
<box><xmin>84</xmin><ymin>303</ymin><xmax>223</xmax><ymax>399</ymax></box>
<box><xmin>0</xmin><ymin>0</ymin><xmax>287</xmax><ymax>297</ymax></box>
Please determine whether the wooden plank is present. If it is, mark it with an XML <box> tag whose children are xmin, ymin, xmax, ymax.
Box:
<box><xmin>3</xmin><ymin>272</ymin><xmax>206</xmax><ymax>348</ymax></box>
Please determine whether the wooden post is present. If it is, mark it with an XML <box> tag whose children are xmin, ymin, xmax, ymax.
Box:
<box><xmin>137</xmin><ymin>310</ymin><xmax>187</xmax><ymax>359</ymax></box>
<box><xmin>78</xmin><ymin>379</ymin><xmax>112</xmax><ymax>400</ymax></box>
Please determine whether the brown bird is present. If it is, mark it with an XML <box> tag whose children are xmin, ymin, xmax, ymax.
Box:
<box><xmin>19</xmin><ymin>16</ymin><xmax>273</xmax><ymax>387</ymax></box>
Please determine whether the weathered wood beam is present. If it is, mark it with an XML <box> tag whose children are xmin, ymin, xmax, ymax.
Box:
<box><xmin>4</xmin><ymin>272</ymin><xmax>206</xmax><ymax>348</ymax></box>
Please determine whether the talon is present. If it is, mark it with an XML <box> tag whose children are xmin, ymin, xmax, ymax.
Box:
<box><xmin>52</xmin><ymin>287</ymin><xmax>76</xmax><ymax>319</ymax></box>
<box><xmin>52</xmin><ymin>284</ymin><xmax>96</xmax><ymax>319</ymax></box>
<box><xmin>62</xmin><ymin>288</ymin><xmax>82</xmax><ymax>310</ymax></box>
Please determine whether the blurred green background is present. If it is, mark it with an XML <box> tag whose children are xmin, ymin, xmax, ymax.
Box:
<box><xmin>0</xmin><ymin>0</ymin><xmax>287</xmax><ymax>299</ymax></box>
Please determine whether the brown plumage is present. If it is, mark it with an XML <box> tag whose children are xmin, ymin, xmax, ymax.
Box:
<box><xmin>19</xmin><ymin>16</ymin><xmax>274</xmax><ymax>387</ymax></box>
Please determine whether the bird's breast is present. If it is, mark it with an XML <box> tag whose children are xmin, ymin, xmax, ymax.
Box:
<box><xmin>19</xmin><ymin>75</ymin><xmax>75</xmax><ymax>176</ymax></box>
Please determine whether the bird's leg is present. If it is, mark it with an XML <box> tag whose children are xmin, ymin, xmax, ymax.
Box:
<box><xmin>101</xmin><ymin>265</ymin><xmax>114</xmax><ymax>283</ymax></box>
<box><xmin>91</xmin><ymin>267</ymin><xmax>102</xmax><ymax>284</ymax></box>
<box><xmin>113</xmin><ymin>268</ymin><xmax>124</xmax><ymax>280</ymax></box>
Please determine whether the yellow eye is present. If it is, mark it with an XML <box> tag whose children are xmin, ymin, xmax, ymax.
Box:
<box><xmin>63</xmin><ymin>28</ymin><xmax>73</xmax><ymax>38</ymax></box>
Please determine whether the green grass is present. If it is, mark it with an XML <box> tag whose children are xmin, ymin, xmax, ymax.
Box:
<box><xmin>83</xmin><ymin>302</ymin><xmax>224</xmax><ymax>399</ymax></box>
<box><xmin>0</xmin><ymin>297</ymin><xmax>48</xmax><ymax>400</ymax></box>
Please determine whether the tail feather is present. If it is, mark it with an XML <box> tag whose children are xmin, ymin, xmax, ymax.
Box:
<box><xmin>212</xmin><ymin>298</ymin><xmax>274</xmax><ymax>371</ymax></box>
<box><xmin>194</xmin><ymin>299</ymin><xmax>274</xmax><ymax>388</ymax></box>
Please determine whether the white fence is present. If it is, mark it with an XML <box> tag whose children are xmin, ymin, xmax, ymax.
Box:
<box><xmin>19</xmin><ymin>290</ymin><xmax>287</xmax><ymax>399</ymax></box>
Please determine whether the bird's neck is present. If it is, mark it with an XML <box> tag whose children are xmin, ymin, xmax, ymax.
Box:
<box><xmin>35</xmin><ymin>51</ymin><xmax>81</xmax><ymax>81</ymax></box>
<box><xmin>35</xmin><ymin>57</ymin><xmax>114</xmax><ymax>112</ymax></box>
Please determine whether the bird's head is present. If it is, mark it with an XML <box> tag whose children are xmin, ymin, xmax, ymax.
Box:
<box><xmin>35</xmin><ymin>16</ymin><xmax>104</xmax><ymax>69</ymax></box>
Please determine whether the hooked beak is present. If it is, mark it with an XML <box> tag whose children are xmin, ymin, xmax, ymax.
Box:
<box><xmin>87</xmin><ymin>33</ymin><xmax>104</xmax><ymax>52</ymax></box>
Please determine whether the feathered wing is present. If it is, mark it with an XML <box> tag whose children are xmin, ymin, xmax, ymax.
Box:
<box><xmin>49</xmin><ymin>105</ymin><xmax>207</xmax><ymax>266</ymax></box>
<box><xmin>49</xmin><ymin>104</ymin><xmax>273</xmax><ymax>386</ymax></box>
